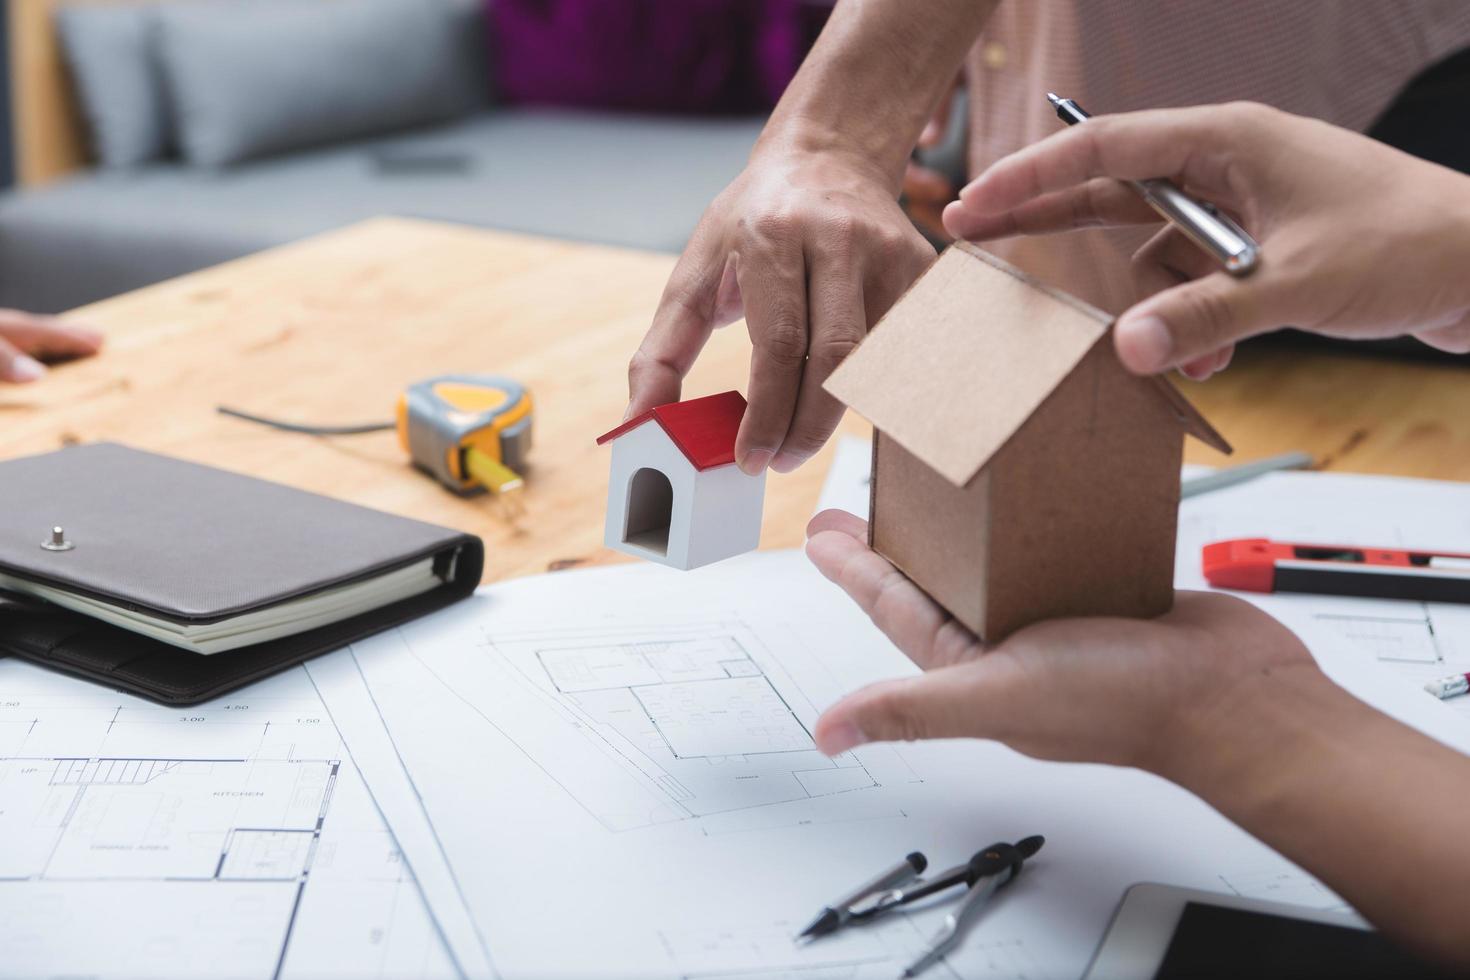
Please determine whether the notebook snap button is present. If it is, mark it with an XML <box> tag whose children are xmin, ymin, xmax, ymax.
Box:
<box><xmin>40</xmin><ymin>526</ymin><xmax>75</xmax><ymax>552</ymax></box>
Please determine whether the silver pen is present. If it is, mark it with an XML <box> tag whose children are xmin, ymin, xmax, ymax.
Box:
<box><xmin>1047</xmin><ymin>93</ymin><xmax>1261</xmax><ymax>276</ymax></box>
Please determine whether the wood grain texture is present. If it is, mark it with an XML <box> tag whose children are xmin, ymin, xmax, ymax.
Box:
<box><xmin>1</xmin><ymin>218</ymin><xmax>1465</xmax><ymax>586</ymax></box>
<box><xmin>1178</xmin><ymin>344</ymin><xmax>1470</xmax><ymax>479</ymax></box>
<box><xmin>0</xmin><ymin>219</ymin><xmax>867</xmax><ymax>582</ymax></box>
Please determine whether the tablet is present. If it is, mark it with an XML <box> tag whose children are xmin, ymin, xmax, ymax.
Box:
<box><xmin>1083</xmin><ymin>882</ymin><xmax>1452</xmax><ymax>980</ymax></box>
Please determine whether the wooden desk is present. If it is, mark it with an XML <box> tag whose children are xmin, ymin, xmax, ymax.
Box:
<box><xmin>1</xmin><ymin>218</ymin><xmax>1466</xmax><ymax>584</ymax></box>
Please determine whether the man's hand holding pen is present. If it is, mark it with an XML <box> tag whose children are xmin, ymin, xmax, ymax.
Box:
<box><xmin>945</xmin><ymin>102</ymin><xmax>1470</xmax><ymax>380</ymax></box>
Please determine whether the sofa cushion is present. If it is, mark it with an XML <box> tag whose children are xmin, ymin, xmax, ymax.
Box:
<box><xmin>155</xmin><ymin>0</ymin><xmax>471</xmax><ymax>167</ymax></box>
<box><xmin>55</xmin><ymin>5</ymin><xmax>171</xmax><ymax>167</ymax></box>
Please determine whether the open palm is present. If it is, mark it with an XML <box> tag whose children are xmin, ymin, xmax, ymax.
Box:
<box><xmin>805</xmin><ymin>508</ymin><xmax>1314</xmax><ymax>777</ymax></box>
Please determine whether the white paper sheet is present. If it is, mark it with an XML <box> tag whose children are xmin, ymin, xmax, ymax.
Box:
<box><xmin>306</xmin><ymin>651</ymin><xmax>498</xmax><ymax>978</ymax></box>
<box><xmin>0</xmin><ymin>658</ymin><xmax>465</xmax><ymax>980</ymax></box>
<box><xmin>306</xmin><ymin>529</ymin><xmax>1470</xmax><ymax>980</ymax></box>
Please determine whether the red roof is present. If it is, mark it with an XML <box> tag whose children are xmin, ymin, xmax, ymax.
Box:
<box><xmin>596</xmin><ymin>390</ymin><xmax>747</xmax><ymax>471</ymax></box>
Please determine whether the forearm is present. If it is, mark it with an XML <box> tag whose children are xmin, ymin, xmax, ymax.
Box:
<box><xmin>1166</xmin><ymin>662</ymin><xmax>1470</xmax><ymax>966</ymax></box>
<box><xmin>758</xmin><ymin>0</ymin><xmax>995</xmax><ymax>191</ymax></box>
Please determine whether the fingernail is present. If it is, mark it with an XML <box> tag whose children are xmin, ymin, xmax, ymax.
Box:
<box><xmin>1118</xmin><ymin>315</ymin><xmax>1173</xmax><ymax>372</ymax></box>
<box><xmin>10</xmin><ymin>355</ymin><xmax>45</xmax><ymax>382</ymax></box>
<box><xmin>770</xmin><ymin>450</ymin><xmax>806</xmax><ymax>473</ymax></box>
<box><xmin>739</xmin><ymin>449</ymin><xmax>772</xmax><ymax>476</ymax></box>
<box><xmin>818</xmin><ymin>721</ymin><xmax>867</xmax><ymax>756</ymax></box>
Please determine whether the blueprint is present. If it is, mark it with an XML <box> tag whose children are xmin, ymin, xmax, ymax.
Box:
<box><xmin>14</xmin><ymin>462</ymin><xmax>1460</xmax><ymax>979</ymax></box>
<box><xmin>448</xmin><ymin>617</ymin><xmax>918</xmax><ymax>833</ymax></box>
<box><xmin>314</xmin><ymin>569</ymin><xmax>1103</xmax><ymax>978</ymax></box>
<box><xmin>304</xmin><ymin>534</ymin><xmax>1470</xmax><ymax>980</ymax></box>
<box><xmin>0</xmin><ymin>657</ymin><xmax>466</xmax><ymax>980</ymax></box>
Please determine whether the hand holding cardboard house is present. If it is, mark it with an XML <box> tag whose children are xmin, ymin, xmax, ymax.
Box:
<box><xmin>824</xmin><ymin>242</ymin><xmax>1231</xmax><ymax>642</ymax></box>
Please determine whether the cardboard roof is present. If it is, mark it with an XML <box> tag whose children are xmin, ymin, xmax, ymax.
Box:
<box><xmin>596</xmin><ymin>390</ymin><xmax>747</xmax><ymax>470</ymax></box>
<box><xmin>824</xmin><ymin>242</ymin><xmax>1230</xmax><ymax>487</ymax></box>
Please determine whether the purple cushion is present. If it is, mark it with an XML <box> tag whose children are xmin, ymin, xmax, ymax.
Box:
<box><xmin>489</xmin><ymin>0</ymin><xmax>805</xmax><ymax>114</ymax></box>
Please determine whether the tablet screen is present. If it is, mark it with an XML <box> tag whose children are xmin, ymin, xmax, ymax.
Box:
<box><xmin>1155</xmin><ymin>903</ymin><xmax>1451</xmax><ymax>980</ymax></box>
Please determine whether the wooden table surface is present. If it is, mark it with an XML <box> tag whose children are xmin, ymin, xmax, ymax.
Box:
<box><xmin>2</xmin><ymin>217</ymin><xmax>1467</xmax><ymax>584</ymax></box>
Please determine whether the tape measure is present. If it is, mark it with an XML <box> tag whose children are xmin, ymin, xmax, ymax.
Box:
<box><xmin>217</xmin><ymin>374</ymin><xmax>533</xmax><ymax>503</ymax></box>
<box><xmin>396</xmin><ymin>375</ymin><xmax>532</xmax><ymax>497</ymax></box>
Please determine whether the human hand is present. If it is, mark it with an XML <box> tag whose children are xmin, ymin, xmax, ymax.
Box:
<box><xmin>0</xmin><ymin>310</ymin><xmax>103</xmax><ymax>383</ymax></box>
<box><xmin>804</xmin><ymin>509</ymin><xmax>1315</xmax><ymax>778</ymax></box>
<box><xmin>627</xmin><ymin>150</ymin><xmax>935</xmax><ymax>475</ymax></box>
<box><xmin>809</xmin><ymin>510</ymin><xmax>1470</xmax><ymax>970</ymax></box>
<box><xmin>943</xmin><ymin>102</ymin><xmax>1470</xmax><ymax>379</ymax></box>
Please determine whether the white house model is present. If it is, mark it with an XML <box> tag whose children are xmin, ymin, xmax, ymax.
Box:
<box><xmin>596</xmin><ymin>390</ymin><xmax>765</xmax><ymax>570</ymax></box>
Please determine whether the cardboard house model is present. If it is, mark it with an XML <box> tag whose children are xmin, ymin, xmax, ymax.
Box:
<box><xmin>824</xmin><ymin>242</ymin><xmax>1231</xmax><ymax>641</ymax></box>
<box><xmin>597</xmin><ymin>390</ymin><xmax>765</xmax><ymax>570</ymax></box>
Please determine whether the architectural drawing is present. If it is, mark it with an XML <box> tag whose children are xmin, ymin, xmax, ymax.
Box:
<box><xmin>312</xmin><ymin>551</ymin><xmax>1430</xmax><ymax>980</ymax></box>
<box><xmin>1314</xmin><ymin>609</ymin><xmax>1442</xmax><ymax>664</ymax></box>
<box><xmin>1308</xmin><ymin>603</ymin><xmax>1470</xmax><ymax>720</ymax></box>
<box><xmin>1</xmin><ymin>754</ymin><xmax>336</xmax><ymax>977</ymax></box>
<box><xmin>0</xmin><ymin>658</ymin><xmax>457</xmax><ymax>980</ymax></box>
<box><xmin>475</xmin><ymin>620</ymin><xmax>917</xmax><ymax>831</ymax></box>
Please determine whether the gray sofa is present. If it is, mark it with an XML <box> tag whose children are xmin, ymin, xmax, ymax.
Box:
<box><xmin>0</xmin><ymin>112</ymin><xmax>763</xmax><ymax>313</ymax></box>
<box><xmin>0</xmin><ymin>3</ymin><xmax>764</xmax><ymax>313</ymax></box>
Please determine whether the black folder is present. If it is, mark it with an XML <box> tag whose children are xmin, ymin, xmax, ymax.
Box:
<box><xmin>0</xmin><ymin>443</ymin><xmax>483</xmax><ymax>704</ymax></box>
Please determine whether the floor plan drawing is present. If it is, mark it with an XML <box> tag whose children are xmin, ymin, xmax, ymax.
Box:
<box><xmin>313</xmin><ymin>545</ymin><xmax>1470</xmax><ymax>980</ymax></box>
<box><xmin>1300</xmin><ymin>602</ymin><xmax>1470</xmax><ymax>721</ymax></box>
<box><xmin>1313</xmin><ymin>610</ymin><xmax>1442</xmax><ymax>664</ymax></box>
<box><xmin>316</xmin><ymin>557</ymin><xmax>1354</xmax><ymax>980</ymax></box>
<box><xmin>1</xmin><ymin>753</ymin><xmax>338</xmax><ymax>977</ymax></box>
<box><xmin>0</xmin><ymin>657</ymin><xmax>459</xmax><ymax>980</ymax></box>
<box><xmin>482</xmin><ymin>622</ymin><xmax>904</xmax><ymax>829</ymax></box>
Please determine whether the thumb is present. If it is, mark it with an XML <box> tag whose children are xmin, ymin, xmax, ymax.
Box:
<box><xmin>625</xmin><ymin>236</ymin><xmax>729</xmax><ymax>419</ymax></box>
<box><xmin>814</xmin><ymin>664</ymin><xmax>997</xmax><ymax>755</ymax></box>
<box><xmin>1115</xmin><ymin>271</ymin><xmax>1275</xmax><ymax>375</ymax></box>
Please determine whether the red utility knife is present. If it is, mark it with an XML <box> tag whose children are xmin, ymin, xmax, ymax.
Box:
<box><xmin>1202</xmin><ymin>537</ymin><xmax>1470</xmax><ymax>603</ymax></box>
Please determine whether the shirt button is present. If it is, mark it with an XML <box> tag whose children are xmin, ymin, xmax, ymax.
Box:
<box><xmin>982</xmin><ymin>41</ymin><xmax>1008</xmax><ymax>70</ymax></box>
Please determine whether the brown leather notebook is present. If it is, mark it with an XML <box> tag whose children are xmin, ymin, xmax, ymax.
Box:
<box><xmin>0</xmin><ymin>442</ymin><xmax>483</xmax><ymax>704</ymax></box>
